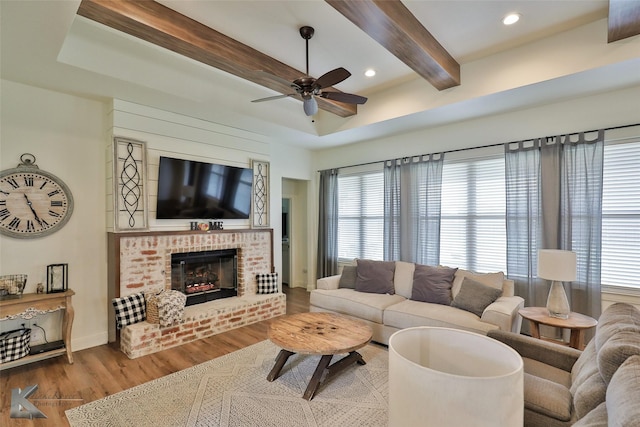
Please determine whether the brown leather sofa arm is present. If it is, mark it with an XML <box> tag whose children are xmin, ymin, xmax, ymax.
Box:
<box><xmin>488</xmin><ymin>329</ymin><xmax>582</xmax><ymax>372</ymax></box>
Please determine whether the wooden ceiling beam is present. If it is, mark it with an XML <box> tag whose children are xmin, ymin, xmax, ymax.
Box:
<box><xmin>608</xmin><ymin>0</ymin><xmax>640</xmax><ymax>43</ymax></box>
<box><xmin>76</xmin><ymin>0</ymin><xmax>357</xmax><ymax>117</ymax></box>
<box><xmin>326</xmin><ymin>0</ymin><xmax>460</xmax><ymax>91</ymax></box>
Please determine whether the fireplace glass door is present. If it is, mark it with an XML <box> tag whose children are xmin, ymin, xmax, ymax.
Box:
<box><xmin>171</xmin><ymin>249</ymin><xmax>238</xmax><ymax>306</ymax></box>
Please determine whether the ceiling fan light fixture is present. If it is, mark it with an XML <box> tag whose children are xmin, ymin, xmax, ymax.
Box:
<box><xmin>502</xmin><ymin>13</ymin><xmax>521</xmax><ymax>26</ymax></box>
<box><xmin>303</xmin><ymin>96</ymin><xmax>318</xmax><ymax>116</ymax></box>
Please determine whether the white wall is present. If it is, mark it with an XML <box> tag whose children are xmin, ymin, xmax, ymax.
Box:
<box><xmin>0</xmin><ymin>80</ymin><xmax>108</xmax><ymax>350</ymax></box>
<box><xmin>314</xmin><ymin>85</ymin><xmax>640</xmax><ymax>171</ymax></box>
<box><xmin>270</xmin><ymin>143</ymin><xmax>314</xmax><ymax>290</ymax></box>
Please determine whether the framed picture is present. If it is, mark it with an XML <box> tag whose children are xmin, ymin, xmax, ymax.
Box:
<box><xmin>251</xmin><ymin>159</ymin><xmax>269</xmax><ymax>228</ymax></box>
<box><xmin>113</xmin><ymin>137</ymin><xmax>148</xmax><ymax>231</ymax></box>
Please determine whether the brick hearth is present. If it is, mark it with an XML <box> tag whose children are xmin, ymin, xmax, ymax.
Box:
<box><xmin>108</xmin><ymin>229</ymin><xmax>286</xmax><ymax>358</ymax></box>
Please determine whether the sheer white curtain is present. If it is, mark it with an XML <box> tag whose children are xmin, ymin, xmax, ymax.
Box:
<box><xmin>317</xmin><ymin>169</ymin><xmax>339</xmax><ymax>278</ymax></box>
<box><xmin>384</xmin><ymin>154</ymin><xmax>444</xmax><ymax>264</ymax></box>
<box><xmin>505</xmin><ymin>131</ymin><xmax>604</xmax><ymax>320</ymax></box>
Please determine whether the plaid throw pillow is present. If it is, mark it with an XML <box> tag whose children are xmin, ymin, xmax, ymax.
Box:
<box><xmin>256</xmin><ymin>272</ymin><xmax>278</xmax><ymax>294</ymax></box>
<box><xmin>112</xmin><ymin>293</ymin><xmax>146</xmax><ymax>329</ymax></box>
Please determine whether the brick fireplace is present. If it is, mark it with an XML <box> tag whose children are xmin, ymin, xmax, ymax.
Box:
<box><xmin>107</xmin><ymin>229</ymin><xmax>286</xmax><ymax>358</ymax></box>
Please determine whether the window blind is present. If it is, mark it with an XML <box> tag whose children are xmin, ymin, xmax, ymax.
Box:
<box><xmin>337</xmin><ymin>171</ymin><xmax>385</xmax><ymax>261</ymax></box>
<box><xmin>601</xmin><ymin>140</ymin><xmax>640</xmax><ymax>288</ymax></box>
<box><xmin>440</xmin><ymin>156</ymin><xmax>506</xmax><ymax>272</ymax></box>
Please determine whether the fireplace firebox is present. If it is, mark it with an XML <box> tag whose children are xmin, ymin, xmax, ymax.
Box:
<box><xmin>171</xmin><ymin>249</ymin><xmax>238</xmax><ymax>306</ymax></box>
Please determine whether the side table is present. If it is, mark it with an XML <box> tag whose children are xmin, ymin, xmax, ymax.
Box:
<box><xmin>518</xmin><ymin>306</ymin><xmax>597</xmax><ymax>350</ymax></box>
<box><xmin>0</xmin><ymin>290</ymin><xmax>75</xmax><ymax>370</ymax></box>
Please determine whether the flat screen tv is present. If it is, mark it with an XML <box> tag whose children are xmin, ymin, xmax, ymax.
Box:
<box><xmin>156</xmin><ymin>156</ymin><xmax>253</xmax><ymax>220</ymax></box>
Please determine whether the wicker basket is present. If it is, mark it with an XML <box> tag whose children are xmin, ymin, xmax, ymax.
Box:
<box><xmin>0</xmin><ymin>274</ymin><xmax>27</xmax><ymax>299</ymax></box>
<box><xmin>145</xmin><ymin>292</ymin><xmax>161</xmax><ymax>324</ymax></box>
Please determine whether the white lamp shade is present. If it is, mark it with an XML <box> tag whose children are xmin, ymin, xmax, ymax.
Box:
<box><xmin>537</xmin><ymin>249</ymin><xmax>577</xmax><ymax>282</ymax></box>
<box><xmin>388</xmin><ymin>327</ymin><xmax>523</xmax><ymax>427</ymax></box>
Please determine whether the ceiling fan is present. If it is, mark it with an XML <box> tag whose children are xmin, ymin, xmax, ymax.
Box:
<box><xmin>251</xmin><ymin>26</ymin><xmax>367</xmax><ymax>116</ymax></box>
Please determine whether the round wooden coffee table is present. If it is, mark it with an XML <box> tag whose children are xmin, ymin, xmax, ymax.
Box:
<box><xmin>267</xmin><ymin>312</ymin><xmax>372</xmax><ymax>400</ymax></box>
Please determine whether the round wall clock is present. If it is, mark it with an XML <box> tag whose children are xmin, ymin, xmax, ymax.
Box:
<box><xmin>0</xmin><ymin>153</ymin><xmax>74</xmax><ymax>239</ymax></box>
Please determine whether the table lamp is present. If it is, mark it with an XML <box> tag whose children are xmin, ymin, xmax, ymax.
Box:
<box><xmin>537</xmin><ymin>249</ymin><xmax>576</xmax><ymax>319</ymax></box>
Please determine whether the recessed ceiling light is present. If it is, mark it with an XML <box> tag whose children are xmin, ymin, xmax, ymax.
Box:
<box><xmin>365</xmin><ymin>69</ymin><xmax>376</xmax><ymax>77</ymax></box>
<box><xmin>502</xmin><ymin>13</ymin><xmax>520</xmax><ymax>26</ymax></box>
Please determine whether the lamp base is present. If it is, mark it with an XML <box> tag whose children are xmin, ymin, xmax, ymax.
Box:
<box><xmin>546</xmin><ymin>280</ymin><xmax>570</xmax><ymax>319</ymax></box>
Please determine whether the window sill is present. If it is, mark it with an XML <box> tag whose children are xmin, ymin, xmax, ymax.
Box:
<box><xmin>602</xmin><ymin>284</ymin><xmax>640</xmax><ymax>298</ymax></box>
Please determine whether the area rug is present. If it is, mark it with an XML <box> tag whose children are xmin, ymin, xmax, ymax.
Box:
<box><xmin>65</xmin><ymin>340</ymin><xmax>388</xmax><ymax>427</ymax></box>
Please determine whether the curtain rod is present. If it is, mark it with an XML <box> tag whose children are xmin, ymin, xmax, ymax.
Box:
<box><xmin>318</xmin><ymin>123</ymin><xmax>640</xmax><ymax>172</ymax></box>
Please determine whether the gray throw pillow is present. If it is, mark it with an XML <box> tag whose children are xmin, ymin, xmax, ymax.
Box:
<box><xmin>451</xmin><ymin>276</ymin><xmax>503</xmax><ymax>317</ymax></box>
<box><xmin>338</xmin><ymin>265</ymin><xmax>357</xmax><ymax>289</ymax></box>
<box><xmin>411</xmin><ymin>264</ymin><xmax>457</xmax><ymax>305</ymax></box>
<box><xmin>607</xmin><ymin>355</ymin><xmax>640</xmax><ymax>426</ymax></box>
<box><xmin>355</xmin><ymin>260</ymin><xmax>395</xmax><ymax>294</ymax></box>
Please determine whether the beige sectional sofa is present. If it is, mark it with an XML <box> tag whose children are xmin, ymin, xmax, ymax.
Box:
<box><xmin>310</xmin><ymin>260</ymin><xmax>524</xmax><ymax>345</ymax></box>
<box><xmin>489</xmin><ymin>302</ymin><xmax>640</xmax><ymax>426</ymax></box>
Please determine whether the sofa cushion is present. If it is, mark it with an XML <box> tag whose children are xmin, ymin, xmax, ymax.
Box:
<box><xmin>597</xmin><ymin>331</ymin><xmax>640</xmax><ymax>384</ymax></box>
<box><xmin>570</xmin><ymin>338</ymin><xmax>608</xmax><ymax>419</ymax></box>
<box><xmin>410</xmin><ymin>264</ymin><xmax>457</xmax><ymax>305</ymax></box>
<box><xmin>309</xmin><ymin>288</ymin><xmax>405</xmax><ymax>324</ymax></box>
<box><xmin>524</xmin><ymin>373</ymin><xmax>573</xmax><ymax>421</ymax></box>
<box><xmin>572</xmin><ymin>338</ymin><xmax>599</xmax><ymax>387</ymax></box>
<box><xmin>355</xmin><ymin>259</ymin><xmax>396</xmax><ymax>294</ymax></box>
<box><xmin>606</xmin><ymin>355</ymin><xmax>640</xmax><ymax>426</ymax></box>
<box><xmin>451</xmin><ymin>269</ymin><xmax>504</xmax><ymax>299</ymax></box>
<box><xmin>573</xmin><ymin>402</ymin><xmax>608</xmax><ymax>427</ymax></box>
<box><xmin>573</xmin><ymin>368</ymin><xmax>608</xmax><ymax>420</ymax></box>
<box><xmin>523</xmin><ymin>357</ymin><xmax>572</xmax><ymax>388</ymax></box>
<box><xmin>338</xmin><ymin>265</ymin><xmax>357</xmax><ymax>289</ymax></box>
<box><xmin>394</xmin><ymin>261</ymin><xmax>415</xmax><ymax>299</ymax></box>
<box><xmin>451</xmin><ymin>277</ymin><xmax>503</xmax><ymax>317</ymax></box>
<box><xmin>383</xmin><ymin>299</ymin><xmax>498</xmax><ymax>334</ymax></box>
<box><xmin>595</xmin><ymin>302</ymin><xmax>640</xmax><ymax>353</ymax></box>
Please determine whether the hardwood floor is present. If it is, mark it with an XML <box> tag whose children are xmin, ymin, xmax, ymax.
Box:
<box><xmin>0</xmin><ymin>286</ymin><xmax>310</xmax><ymax>426</ymax></box>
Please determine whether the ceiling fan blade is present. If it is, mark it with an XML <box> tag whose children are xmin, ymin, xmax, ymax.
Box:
<box><xmin>314</xmin><ymin>67</ymin><xmax>351</xmax><ymax>89</ymax></box>
<box><xmin>251</xmin><ymin>94</ymin><xmax>297</xmax><ymax>103</ymax></box>
<box><xmin>319</xmin><ymin>91</ymin><xmax>368</xmax><ymax>105</ymax></box>
<box><xmin>253</xmin><ymin>70</ymin><xmax>301</xmax><ymax>90</ymax></box>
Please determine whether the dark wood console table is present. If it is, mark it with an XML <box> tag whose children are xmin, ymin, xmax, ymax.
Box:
<box><xmin>0</xmin><ymin>290</ymin><xmax>75</xmax><ymax>370</ymax></box>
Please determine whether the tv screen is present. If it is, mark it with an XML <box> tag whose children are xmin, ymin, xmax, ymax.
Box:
<box><xmin>156</xmin><ymin>156</ymin><xmax>253</xmax><ymax>220</ymax></box>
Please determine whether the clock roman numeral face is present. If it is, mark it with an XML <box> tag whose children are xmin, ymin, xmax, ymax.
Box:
<box><xmin>0</xmin><ymin>170</ymin><xmax>72</xmax><ymax>238</ymax></box>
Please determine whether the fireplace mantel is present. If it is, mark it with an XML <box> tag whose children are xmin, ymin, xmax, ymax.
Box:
<box><xmin>107</xmin><ymin>228</ymin><xmax>278</xmax><ymax>344</ymax></box>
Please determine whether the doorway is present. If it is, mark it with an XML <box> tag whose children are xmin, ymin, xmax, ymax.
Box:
<box><xmin>282</xmin><ymin>198</ymin><xmax>291</xmax><ymax>286</ymax></box>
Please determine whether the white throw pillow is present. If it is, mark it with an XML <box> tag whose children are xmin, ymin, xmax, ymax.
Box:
<box><xmin>451</xmin><ymin>269</ymin><xmax>505</xmax><ymax>299</ymax></box>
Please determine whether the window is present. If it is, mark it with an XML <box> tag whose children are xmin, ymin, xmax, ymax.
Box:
<box><xmin>601</xmin><ymin>140</ymin><xmax>640</xmax><ymax>288</ymax></box>
<box><xmin>332</xmin><ymin>134</ymin><xmax>639</xmax><ymax>290</ymax></box>
<box><xmin>337</xmin><ymin>171</ymin><xmax>384</xmax><ymax>261</ymax></box>
<box><xmin>440</xmin><ymin>156</ymin><xmax>506</xmax><ymax>272</ymax></box>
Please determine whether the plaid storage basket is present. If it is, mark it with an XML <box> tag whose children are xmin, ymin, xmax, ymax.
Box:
<box><xmin>0</xmin><ymin>328</ymin><xmax>31</xmax><ymax>363</ymax></box>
